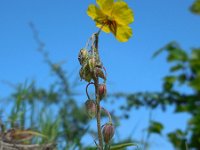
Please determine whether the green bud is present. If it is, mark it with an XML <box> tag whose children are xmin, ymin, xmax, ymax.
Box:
<box><xmin>88</xmin><ymin>57</ymin><xmax>96</xmax><ymax>72</ymax></box>
<box><xmin>79</xmin><ymin>64</ymin><xmax>92</xmax><ymax>82</ymax></box>
<box><xmin>78</xmin><ymin>49</ymin><xmax>88</xmax><ymax>65</ymax></box>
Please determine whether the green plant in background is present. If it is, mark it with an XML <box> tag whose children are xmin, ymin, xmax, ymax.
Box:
<box><xmin>79</xmin><ymin>0</ymin><xmax>135</xmax><ymax>149</ymax></box>
<box><xmin>0</xmin><ymin>21</ymin><xmax>92</xmax><ymax>149</ymax></box>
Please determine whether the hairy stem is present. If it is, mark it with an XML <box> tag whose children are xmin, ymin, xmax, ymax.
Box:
<box><xmin>94</xmin><ymin>78</ymin><xmax>103</xmax><ymax>150</ymax></box>
<box><xmin>93</xmin><ymin>33</ymin><xmax>103</xmax><ymax>150</ymax></box>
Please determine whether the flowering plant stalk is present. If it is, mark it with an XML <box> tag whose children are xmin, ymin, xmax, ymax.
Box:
<box><xmin>79</xmin><ymin>0</ymin><xmax>134</xmax><ymax>149</ymax></box>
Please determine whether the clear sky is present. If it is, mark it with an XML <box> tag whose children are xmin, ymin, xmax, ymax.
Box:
<box><xmin>0</xmin><ymin>0</ymin><xmax>200</xmax><ymax>149</ymax></box>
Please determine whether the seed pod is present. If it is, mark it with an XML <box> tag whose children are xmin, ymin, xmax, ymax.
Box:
<box><xmin>78</xmin><ymin>49</ymin><xmax>88</xmax><ymax>65</ymax></box>
<box><xmin>85</xmin><ymin>100</ymin><xmax>96</xmax><ymax>118</ymax></box>
<box><xmin>88</xmin><ymin>57</ymin><xmax>96</xmax><ymax>72</ymax></box>
<box><xmin>98</xmin><ymin>84</ymin><xmax>107</xmax><ymax>100</ymax></box>
<box><xmin>102</xmin><ymin>123</ymin><xmax>115</xmax><ymax>144</ymax></box>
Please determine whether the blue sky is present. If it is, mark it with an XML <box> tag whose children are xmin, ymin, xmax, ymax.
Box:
<box><xmin>0</xmin><ymin>0</ymin><xmax>200</xmax><ymax>149</ymax></box>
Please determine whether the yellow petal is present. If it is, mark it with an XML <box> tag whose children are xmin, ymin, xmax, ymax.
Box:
<box><xmin>87</xmin><ymin>4</ymin><xmax>106</xmax><ymax>21</ymax></box>
<box><xmin>96</xmin><ymin>0</ymin><xmax>114</xmax><ymax>15</ymax></box>
<box><xmin>115</xmin><ymin>25</ymin><xmax>132</xmax><ymax>42</ymax></box>
<box><xmin>96</xmin><ymin>23</ymin><xmax>111</xmax><ymax>33</ymax></box>
<box><xmin>112</xmin><ymin>1</ymin><xmax>134</xmax><ymax>25</ymax></box>
<box><xmin>87</xmin><ymin>4</ymin><xmax>111</xmax><ymax>33</ymax></box>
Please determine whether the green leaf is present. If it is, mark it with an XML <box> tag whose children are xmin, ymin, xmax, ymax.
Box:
<box><xmin>167</xmin><ymin>50</ymin><xmax>187</xmax><ymax>62</ymax></box>
<box><xmin>177</xmin><ymin>74</ymin><xmax>187</xmax><ymax>85</ymax></box>
<box><xmin>152</xmin><ymin>42</ymin><xmax>179</xmax><ymax>58</ymax></box>
<box><xmin>110</xmin><ymin>143</ymin><xmax>137</xmax><ymax>150</ymax></box>
<box><xmin>148</xmin><ymin>121</ymin><xmax>164</xmax><ymax>135</ymax></box>
<box><xmin>175</xmin><ymin>105</ymin><xmax>188</xmax><ymax>113</ymax></box>
<box><xmin>84</xmin><ymin>147</ymin><xmax>96</xmax><ymax>150</ymax></box>
<box><xmin>164</xmin><ymin>76</ymin><xmax>176</xmax><ymax>83</ymax></box>
<box><xmin>153</xmin><ymin>42</ymin><xmax>188</xmax><ymax>62</ymax></box>
<box><xmin>168</xmin><ymin>130</ymin><xmax>186</xmax><ymax>149</ymax></box>
<box><xmin>170</xmin><ymin>64</ymin><xmax>184</xmax><ymax>72</ymax></box>
<box><xmin>190</xmin><ymin>49</ymin><xmax>200</xmax><ymax>74</ymax></box>
<box><xmin>163</xmin><ymin>76</ymin><xmax>176</xmax><ymax>91</ymax></box>
<box><xmin>189</xmin><ymin>75</ymin><xmax>200</xmax><ymax>91</ymax></box>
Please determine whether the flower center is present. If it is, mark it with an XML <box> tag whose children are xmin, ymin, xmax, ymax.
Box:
<box><xmin>106</xmin><ymin>20</ymin><xmax>117</xmax><ymax>35</ymax></box>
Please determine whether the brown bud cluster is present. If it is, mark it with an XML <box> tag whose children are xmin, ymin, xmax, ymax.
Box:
<box><xmin>78</xmin><ymin>49</ymin><xmax>106</xmax><ymax>82</ymax></box>
<box><xmin>102</xmin><ymin>123</ymin><xmax>115</xmax><ymax>144</ymax></box>
<box><xmin>78</xmin><ymin>40</ymin><xmax>114</xmax><ymax>146</ymax></box>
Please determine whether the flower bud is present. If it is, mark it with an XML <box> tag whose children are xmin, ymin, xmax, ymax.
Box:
<box><xmin>102</xmin><ymin>123</ymin><xmax>114</xmax><ymax>144</ymax></box>
<box><xmin>85</xmin><ymin>100</ymin><xmax>96</xmax><ymax>118</ymax></box>
<box><xmin>78</xmin><ymin>49</ymin><xmax>88</xmax><ymax>65</ymax></box>
<box><xmin>79</xmin><ymin>67</ymin><xmax>84</xmax><ymax>80</ymax></box>
<box><xmin>79</xmin><ymin>64</ymin><xmax>92</xmax><ymax>82</ymax></box>
<box><xmin>94</xmin><ymin>67</ymin><xmax>106</xmax><ymax>80</ymax></box>
<box><xmin>98</xmin><ymin>84</ymin><xmax>107</xmax><ymax>100</ymax></box>
<box><xmin>88</xmin><ymin>57</ymin><xmax>96</xmax><ymax>72</ymax></box>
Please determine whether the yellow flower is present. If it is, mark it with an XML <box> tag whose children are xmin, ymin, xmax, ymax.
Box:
<box><xmin>87</xmin><ymin>0</ymin><xmax>134</xmax><ymax>42</ymax></box>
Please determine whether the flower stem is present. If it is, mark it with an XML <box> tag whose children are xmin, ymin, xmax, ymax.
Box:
<box><xmin>94</xmin><ymin>77</ymin><xmax>103</xmax><ymax>150</ymax></box>
<box><xmin>93</xmin><ymin>33</ymin><xmax>103</xmax><ymax>150</ymax></box>
<box><xmin>101</xmin><ymin>107</ymin><xmax>112</xmax><ymax>123</ymax></box>
<box><xmin>86</xmin><ymin>82</ymin><xmax>94</xmax><ymax>100</ymax></box>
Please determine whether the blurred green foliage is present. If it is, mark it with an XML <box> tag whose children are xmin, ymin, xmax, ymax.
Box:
<box><xmin>0</xmin><ymin>56</ymin><xmax>91</xmax><ymax>149</ymax></box>
<box><xmin>190</xmin><ymin>0</ymin><xmax>200</xmax><ymax>15</ymax></box>
<box><xmin>148</xmin><ymin>121</ymin><xmax>163</xmax><ymax>135</ymax></box>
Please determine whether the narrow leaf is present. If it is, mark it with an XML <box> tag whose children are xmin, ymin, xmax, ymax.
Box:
<box><xmin>110</xmin><ymin>142</ymin><xmax>136</xmax><ymax>150</ymax></box>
